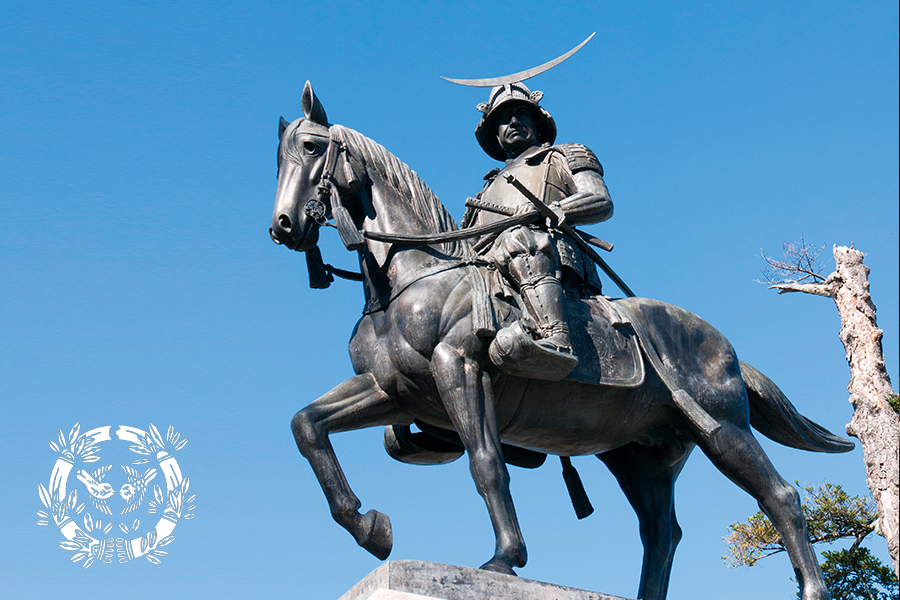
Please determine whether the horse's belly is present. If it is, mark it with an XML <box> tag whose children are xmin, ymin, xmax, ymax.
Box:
<box><xmin>498</xmin><ymin>379</ymin><xmax>667</xmax><ymax>456</ymax></box>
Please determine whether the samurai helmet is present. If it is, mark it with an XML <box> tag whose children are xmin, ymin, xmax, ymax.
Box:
<box><xmin>474</xmin><ymin>82</ymin><xmax>557</xmax><ymax>161</ymax></box>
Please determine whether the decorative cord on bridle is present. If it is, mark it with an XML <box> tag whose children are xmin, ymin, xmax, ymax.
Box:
<box><xmin>302</xmin><ymin>131</ymin><xmax>366</xmax><ymax>251</ymax></box>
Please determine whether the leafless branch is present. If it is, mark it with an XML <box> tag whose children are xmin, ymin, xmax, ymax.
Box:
<box><xmin>757</xmin><ymin>235</ymin><xmax>830</xmax><ymax>286</ymax></box>
<box><xmin>769</xmin><ymin>281</ymin><xmax>836</xmax><ymax>297</ymax></box>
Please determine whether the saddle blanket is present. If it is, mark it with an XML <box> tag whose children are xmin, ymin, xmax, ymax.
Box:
<box><xmin>564</xmin><ymin>296</ymin><xmax>644</xmax><ymax>387</ymax></box>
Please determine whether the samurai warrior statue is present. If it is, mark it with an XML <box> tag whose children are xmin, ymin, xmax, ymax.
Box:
<box><xmin>461</xmin><ymin>82</ymin><xmax>613</xmax><ymax>379</ymax></box>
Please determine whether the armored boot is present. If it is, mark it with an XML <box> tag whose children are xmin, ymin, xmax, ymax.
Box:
<box><xmin>519</xmin><ymin>275</ymin><xmax>575</xmax><ymax>355</ymax></box>
<box><xmin>489</xmin><ymin>253</ymin><xmax>579</xmax><ymax>381</ymax></box>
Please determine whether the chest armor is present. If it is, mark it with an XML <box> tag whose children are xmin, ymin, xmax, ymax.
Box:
<box><xmin>473</xmin><ymin>147</ymin><xmax>571</xmax><ymax>227</ymax></box>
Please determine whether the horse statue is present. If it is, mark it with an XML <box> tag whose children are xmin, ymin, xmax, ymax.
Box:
<box><xmin>270</xmin><ymin>81</ymin><xmax>851</xmax><ymax>600</ymax></box>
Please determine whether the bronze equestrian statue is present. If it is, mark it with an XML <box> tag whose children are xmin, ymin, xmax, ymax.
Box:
<box><xmin>269</xmin><ymin>80</ymin><xmax>851</xmax><ymax>600</ymax></box>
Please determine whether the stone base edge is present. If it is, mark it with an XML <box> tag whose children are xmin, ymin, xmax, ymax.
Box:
<box><xmin>338</xmin><ymin>560</ymin><xmax>632</xmax><ymax>600</ymax></box>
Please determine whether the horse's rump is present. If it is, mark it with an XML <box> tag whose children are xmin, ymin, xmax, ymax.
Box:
<box><xmin>614</xmin><ymin>297</ymin><xmax>745</xmax><ymax>404</ymax></box>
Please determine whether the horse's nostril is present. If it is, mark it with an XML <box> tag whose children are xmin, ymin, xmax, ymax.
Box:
<box><xmin>278</xmin><ymin>214</ymin><xmax>292</xmax><ymax>232</ymax></box>
<box><xmin>269</xmin><ymin>227</ymin><xmax>282</xmax><ymax>245</ymax></box>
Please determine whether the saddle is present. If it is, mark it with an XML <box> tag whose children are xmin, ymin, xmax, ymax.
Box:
<box><xmin>473</xmin><ymin>265</ymin><xmax>645</xmax><ymax>387</ymax></box>
<box><xmin>563</xmin><ymin>295</ymin><xmax>644</xmax><ymax>387</ymax></box>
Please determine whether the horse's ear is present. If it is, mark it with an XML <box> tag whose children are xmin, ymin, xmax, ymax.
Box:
<box><xmin>279</xmin><ymin>116</ymin><xmax>290</xmax><ymax>139</ymax></box>
<box><xmin>301</xmin><ymin>81</ymin><xmax>328</xmax><ymax>125</ymax></box>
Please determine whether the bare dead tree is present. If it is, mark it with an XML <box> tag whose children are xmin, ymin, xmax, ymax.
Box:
<box><xmin>760</xmin><ymin>241</ymin><xmax>899</xmax><ymax>577</ymax></box>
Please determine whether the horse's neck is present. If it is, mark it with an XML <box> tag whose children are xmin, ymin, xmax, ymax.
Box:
<box><xmin>359</xmin><ymin>173</ymin><xmax>450</xmax><ymax>273</ymax></box>
<box><xmin>356</xmin><ymin>178</ymin><xmax>453</xmax><ymax>312</ymax></box>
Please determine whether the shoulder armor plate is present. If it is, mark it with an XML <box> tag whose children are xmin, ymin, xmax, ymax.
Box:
<box><xmin>556</xmin><ymin>143</ymin><xmax>603</xmax><ymax>176</ymax></box>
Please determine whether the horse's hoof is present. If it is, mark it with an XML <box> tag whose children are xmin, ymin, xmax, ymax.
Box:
<box><xmin>478</xmin><ymin>557</ymin><xmax>517</xmax><ymax>576</ymax></box>
<box><xmin>358</xmin><ymin>509</ymin><xmax>392</xmax><ymax>560</ymax></box>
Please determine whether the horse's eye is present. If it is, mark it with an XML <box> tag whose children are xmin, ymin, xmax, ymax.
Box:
<box><xmin>303</xmin><ymin>141</ymin><xmax>319</xmax><ymax>155</ymax></box>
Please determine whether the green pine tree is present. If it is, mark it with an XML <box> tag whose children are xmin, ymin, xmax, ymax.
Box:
<box><xmin>724</xmin><ymin>482</ymin><xmax>898</xmax><ymax>599</ymax></box>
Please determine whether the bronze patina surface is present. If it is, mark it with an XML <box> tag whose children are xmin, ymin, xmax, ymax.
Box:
<box><xmin>270</xmin><ymin>80</ymin><xmax>851</xmax><ymax>600</ymax></box>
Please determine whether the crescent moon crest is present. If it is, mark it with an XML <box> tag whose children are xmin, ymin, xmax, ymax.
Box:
<box><xmin>441</xmin><ymin>33</ymin><xmax>595</xmax><ymax>87</ymax></box>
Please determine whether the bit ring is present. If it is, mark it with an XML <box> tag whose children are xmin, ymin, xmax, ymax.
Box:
<box><xmin>304</xmin><ymin>199</ymin><xmax>327</xmax><ymax>224</ymax></box>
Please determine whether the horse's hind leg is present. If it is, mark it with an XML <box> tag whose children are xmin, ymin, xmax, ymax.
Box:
<box><xmin>291</xmin><ymin>373</ymin><xmax>409</xmax><ymax>560</ymax></box>
<box><xmin>432</xmin><ymin>342</ymin><xmax>527</xmax><ymax>575</ymax></box>
<box><xmin>599</xmin><ymin>440</ymin><xmax>692</xmax><ymax>600</ymax></box>
<box><xmin>697</xmin><ymin>421</ymin><xmax>831</xmax><ymax>600</ymax></box>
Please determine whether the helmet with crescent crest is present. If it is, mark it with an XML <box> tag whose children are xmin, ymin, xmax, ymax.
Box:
<box><xmin>474</xmin><ymin>82</ymin><xmax>557</xmax><ymax>161</ymax></box>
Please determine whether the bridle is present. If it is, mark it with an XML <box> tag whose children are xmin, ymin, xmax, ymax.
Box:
<box><xmin>302</xmin><ymin>130</ymin><xmax>342</xmax><ymax>226</ymax></box>
<box><xmin>301</xmin><ymin>131</ymin><xmax>366</xmax><ymax>251</ymax></box>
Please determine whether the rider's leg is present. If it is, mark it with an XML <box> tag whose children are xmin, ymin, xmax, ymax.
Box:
<box><xmin>493</xmin><ymin>226</ymin><xmax>575</xmax><ymax>355</ymax></box>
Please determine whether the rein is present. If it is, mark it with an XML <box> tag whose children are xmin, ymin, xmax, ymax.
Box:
<box><xmin>302</xmin><ymin>129</ymin><xmax>541</xmax><ymax>287</ymax></box>
<box><xmin>301</xmin><ymin>130</ymin><xmax>617</xmax><ymax>294</ymax></box>
<box><xmin>362</xmin><ymin>212</ymin><xmax>537</xmax><ymax>246</ymax></box>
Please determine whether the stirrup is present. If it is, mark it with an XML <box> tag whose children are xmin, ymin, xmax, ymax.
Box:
<box><xmin>536</xmin><ymin>337</ymin><xmax>575</xmax><ymax>355</ymax></box>
<box><xmin>489</xmin><ymin>320</ymin><xmax>579</xmax><ymax>381</ymax></box>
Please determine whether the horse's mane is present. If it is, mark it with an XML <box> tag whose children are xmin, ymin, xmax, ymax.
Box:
<box><xmin>332</xmin><ymin>125</ymin><xmax>472</xmax><ymax>259</ymax></box>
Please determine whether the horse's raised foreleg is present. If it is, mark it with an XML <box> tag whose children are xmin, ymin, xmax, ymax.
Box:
<box><xmin>697</xmin><ymin>421</ymin><xmax>832</xmax><ymax>600</ymax></box>
<box><xmin>599</xmin><ymin>440</ymin><xmax>693</xmax><ymax>600</ymax></box>
<box><xmin>431</xmin><ymin>342</ymin><xmax>527</xmax><ymax>575</ymax></box>
<box><xmin>291</xmin><ymin>373</ymin><xmax>409</xmax><ymax>560</ymax></box>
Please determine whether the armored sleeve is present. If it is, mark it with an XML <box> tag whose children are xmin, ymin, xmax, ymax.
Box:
<box><xmin>551</xmin><ymin>144</ymin><xmax>612</xmax><ymax>226</ymax></box>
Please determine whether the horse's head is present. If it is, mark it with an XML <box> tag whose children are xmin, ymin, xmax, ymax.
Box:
<box><xmin>270</xmin><ymin>81</ymin><xmax>364</xmax><ymax>252</ymax></box>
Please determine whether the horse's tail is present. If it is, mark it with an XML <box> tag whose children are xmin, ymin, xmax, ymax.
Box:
<box><xmin>740</xmin><ymin>360</ymin><xmax>854</xmax><ymax>453</ymax></box>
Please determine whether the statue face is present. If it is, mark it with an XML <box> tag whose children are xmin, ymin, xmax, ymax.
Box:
<box><xmin>495</xmin><ymin>105</ymin><xmax>537</xmax><ymax>156</ymax></box>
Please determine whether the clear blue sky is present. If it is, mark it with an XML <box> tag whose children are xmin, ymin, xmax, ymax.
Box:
<box><xmin>2</xmin><ymin>2</ymin><xmax>897</xmax><ymax>599</ymax></box>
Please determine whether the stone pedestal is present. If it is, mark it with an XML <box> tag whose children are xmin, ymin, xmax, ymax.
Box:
<box><xmin>338</xmin><ymin>560</ymin><xmax>632</xmax><ymax>600</ymax></box>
